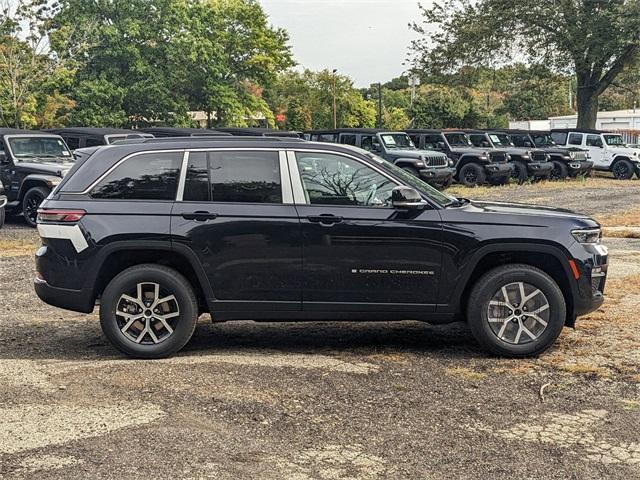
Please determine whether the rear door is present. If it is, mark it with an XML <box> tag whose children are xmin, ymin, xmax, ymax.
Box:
<box><xmin>171</xmin><ymin>149</ymin><xmax>302</xmax><ymax>312</ymax></box>
<box><xmin>585</xmin><ymin>134</ymin><xmax>607</xmax><ymax>168</ymax></box>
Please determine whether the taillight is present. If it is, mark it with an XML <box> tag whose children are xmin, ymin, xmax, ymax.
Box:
<box><xmin>37</xmin><ymin>209</ymin><xmax>86</xmax><ymax>223</ymax></box>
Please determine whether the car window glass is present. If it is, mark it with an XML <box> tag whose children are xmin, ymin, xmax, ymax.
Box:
<box><xmin>64</xmin><ymin>137</ymin><xmax>80</xmax><ymax>150</ymax></box>
<box><xmin>85</xmin><ymin>137</ymin><xmax>104</xmax><ymax>147</ymax></box>
<box><xmin>586</xmin><ymin>135</ymin><xmax>603</xmax><ymax>147</ymax></box>
<box><xmin>408</xmin><ymin>134</ymin><xmax>420</xmax><ymax>146</ymax></box>
<box><xmin>550</xmin><ymin>132</ymin><xmax>567</xmax><ymax>145</ymax></box>
<box><xmin>318</xmin><ymin>134</ymin><xmax>337</xmax><ymax>143</ymax></box>
<box><xmin>91</xmin><ymin>152</ymin><xmax>182</xmax><ymax>200</ymax></box>
<box><xmin>340</xmin><ymin>134</ymin><xmax>357</xmax><ymax>146</ymax></box>
<box><xmin>423</xmin><ymin>135</ymin><xmax>442</xmax><ymax>149</ymax></box>
<box><xmin>295</xmin><ymin>152</ymin><xmax>394</xmax><ymax>207</ymax></box>
<box><xmin>468</xmin><ymin>135</ymin><xmax>484</xmax><ymax>147</ymax></box>
<box><xmin>568</xmin><ymin>133</ymin><xmax>583</xmax><ymax>145</ymax></box>
<box><xmin>360</xmin><ymin>135</ymin><xmax>375</xmax><ymax>151</ymax></box>
<box><xmin>208</xmin><ymin>151</ymin><xmax>282</xmax><ymax>203</ymax></box>
<box><xmin>183</xmin><ymin>152</ymin><xmax>209</xmax><ymax>202</ymax></box>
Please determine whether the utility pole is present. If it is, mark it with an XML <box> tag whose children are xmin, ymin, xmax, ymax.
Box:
<box><xmin>332</xmin><ymin>69</ymin><xmax>338</xmax><ymax>129</ymax></box>
<box><xmin>377</xmin><ymin>82</ymin><xmax>383</xmax><ymax>128</ymax></box>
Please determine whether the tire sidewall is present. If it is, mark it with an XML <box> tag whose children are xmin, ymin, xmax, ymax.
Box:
<box><xmin>468</xmin><ymin>267</ymin><xmax>566</xmax><ymax>357</ymax></box>
<box><xmin>23</xmin><ymin>186</ymin><xmax>49</xmax><ymax>227</ymax></box>
<box><xmin>512</xmin><ymin>160</ymin><xmax>528</xmax><ymax>182</ymax></box>
<box><xmin>550</xmin><ymin>161</ymin><xmax>568</xmax><ymax>180</ymax></box>
<box><xmin>459</xmin><ymin>163</ymin><xmax>485</xmax><ymax>186</ymax></box>
<box><xmin>100</xmin><ymin>266</ymin><xmax>198</xmax><ymax>358</ymax></box>
<box><xmin>612</xmin><ymin>159</ymin><xmax>633</xmax><ymax>180</ymax></box>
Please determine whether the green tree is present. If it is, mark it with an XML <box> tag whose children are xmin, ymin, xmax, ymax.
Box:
<box><xmin>409</xmin><ymin>84</ymin><xmax>469</xmax><ymax>128</ymax></box>
<box><xmin>411</xmin><ymin>0</ymin><xmax>640</xmax><ymax>128</ymax></box>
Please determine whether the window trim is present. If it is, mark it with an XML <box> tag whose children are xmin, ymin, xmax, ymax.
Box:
<box><xmin>286</xmin><ymin>148</ymin><xmax>402</xmax><ymax>207</ymax></box>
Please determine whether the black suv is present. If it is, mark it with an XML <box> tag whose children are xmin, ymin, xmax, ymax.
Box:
<box><xmin>504</xmin><ymin>130</ymin><xmax>593</xmax><ymax>180</ymax></box>
<box><xmin>0</xmin><ymin>179</ymin><xmax>6</xmax><ymax>228</ymax></box>
<box><xmin>306</xmin><ymin>129</ymin><xmax>456</xmax><ymax>188</ymax></box>
<box><xmin>46</xmin><ymin>128</ymin><xmax>155</xmax><ymax>150</ymax></box>
<box><xmin>407</xmin><ymin>129</ymin><xmax>513</xmax><ymax>186</ymax></box>
<box><xmin>0</xmin><ymin>129</ymin><xmax>74</xmax><ymax>227</ymax></box>
<box><xmin>34</xmin><ymin>138</ymin><xmax>608</xmax><ymax>359</ymax></box>
<box><xmin>465</xmin><ymin>130</ymin><xmax>553</xmax><ymax>182</ymax></box>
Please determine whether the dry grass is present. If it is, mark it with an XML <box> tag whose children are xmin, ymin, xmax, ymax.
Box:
<box><xmin>597</xmin><ymin>207</ymin><xmax>640</xmax><ymax>227</ymax></box>
<box><xmin>367</xmin><ymin>353</ymin><xmax>409</xmax><ymax>364</ymax></box>
<box><xmin>602</xmin><ymin>228</ymin><xmax>640</xmax><ymax>239</ymax></box>
<box><xmin>444</xmin><ymin>366</ymin><xmax>487</xmax><ymax>382</ymax></box>
<box><xmin>0</xmin><ymin>239</ymin><xmax>39</xmax><ymax>257</ymax></box>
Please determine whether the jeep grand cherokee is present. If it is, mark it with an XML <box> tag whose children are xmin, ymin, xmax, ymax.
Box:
<box><xmin>34</xmin><ymin>138</ymin><xmax>608</xmax><ymax>358</ymax></box>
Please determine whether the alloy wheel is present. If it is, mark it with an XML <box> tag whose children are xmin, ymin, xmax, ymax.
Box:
<box><xmin>24</xmin><ymin>193</ymin><xmax>43</xmax><ymax>225</ymax></box>
<box><xmin>116</xmin><ymin>282</ymin><xmax>180</xmax><ymax>344</ymax></box>
<box><xmin>464</xmin><ymin>170</ymin><xmax>478</xmax><ymax>184</ymax></box>
<box><xmin>613</xmin><ymin>162</ymin><xmax>630</xmax><ymax>179</ymax></box>
<box><xmin>486</xmin><ymin>281</ymin><xmax>550</xmax><ymax>345</ymax></box>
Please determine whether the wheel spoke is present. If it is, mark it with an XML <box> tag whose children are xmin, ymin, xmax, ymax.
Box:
<box><xmin>529</xmin><ymin>313</ymin><xmax>548</xmax><ymax>327</ymax></box>
<box><xmin>501</xmin><ymin>286</ymin><xmax>511</xmax><ymax>305</ymax></box>
<box><xmin>121</xmin><ymin>294</ymin><xmax>143</xmax><ymax>308</ymax></box>
<box><xmin>522</xmin><ymin>288</ymin><xmax>542</xmax><ymax>304</ymax></box>
<box><xmin>518</xmin><ymin>282</ymin><xmax>526</xmax><ymax>305</ymax></box>
<box><xmin>120</xmin><ymin>314</ymin><xmax>143</xmax><ymax>334</ymax></box>
<box><xmin>147</xmin><ymin>326</ymin><xmax>160</xmax><ymax>344</ymax></box>
<box><xmin>135</xmin><ymin>326</ymin><xmax>148</xmax><ymax>344</ymax></box>
<box><xmin>154</xmin><ymin>294</ymin><xmax>176</xmax><ymax>309</ymax></box>
<box><xmin>497</xmin><ymin>319</ymin><xmax>511</xmax><ymax>339</ymax></box>
<box><xmin>530</xmin><ymin>304</ymin><xmax>549</xmax><ymax>315</ymax></box>
<box><xmin>156</xmin><ymin>317</ymin><xmax>174</xmax><ymax>334</ymax></box>
<box><xmin>514</xmin><ymin>324</ymin><xmax>523</xmax><ymax>344</ymax></box>
<box><xmin>489</xmin><ymin>300</ymin><xmax>510</xmax><ymax>308</ymax></box>
<box><xmin>520</xmin><ymin>323</ymin><xmax>537</xmax><ymax>341</ymax></box>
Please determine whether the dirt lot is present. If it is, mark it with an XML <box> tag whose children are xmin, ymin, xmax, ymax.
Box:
<box><xmin>0</xmin><ymin>177</ymin><xmax>639</xmax><ymax>479</ymax></box>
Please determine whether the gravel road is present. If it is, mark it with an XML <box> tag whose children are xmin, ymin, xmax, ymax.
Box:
<box><xmin>0</xmin><ymin>177</ymin><xmax>639</xmax><ymax>479</ymax></box>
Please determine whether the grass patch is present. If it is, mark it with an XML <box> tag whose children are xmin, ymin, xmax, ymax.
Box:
<box><xmin>444</xmin><ymin>366</ymin><xmax>487</xmax><ymax>382</ymax></box>
<box><xmin>0</xmin><ymin>238</ymin><xmax>39</xmax><ymax>257</ymax></box>
<box><xmin>602</xmin><ymin>227</ymin><xmax>640</xmax><ymax>239</ymax></box>
<box><xmin>620</xmin><ymin>400</ymin><xmax>640</xmax><ymax>411</ymax></box>
<box><xmin>597</xmin><ymin>207</ymin><xmax>640</xmax><ymax>227</ymax></box>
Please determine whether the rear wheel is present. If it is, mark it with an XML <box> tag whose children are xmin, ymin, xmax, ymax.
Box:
<box><xmin>458</xmin><ymin>163</ymin><xmax>486</xmax><ymax>187</ymax></box>
<box><xmin>100</xmin><ymin>264</ymin><xmax>199</xmax><ymax>359</ymax></box>
<box><xmin>612</xmin><ymin>159</ymin><xmax>634</xmax><ymax>180</ymax></box>
<box><xmin>549</xmin><ymin>161</ymin><xmax>569</xmax><ymax>180</ymax></box>
<box><xmin>22</xmin><ymin>186</ymin><xmax>50</xmax><ymax>228</ymax></box>
<box><xmin>511</xmin><ymin>160</ymin><xmax>528</xmax><ymax>183</ymax></box>
<box><xmin>467</xmin><ymin>264</ymin><xmax>566</xmax><ymax>357</ymax></box>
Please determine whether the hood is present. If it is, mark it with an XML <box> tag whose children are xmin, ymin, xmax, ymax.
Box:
<box><xmin>386</xmin><ymin>148</ymin><xmax>446</xmax><ymax>159</ymax></box>
<box><xmin>465</xmin><ymin>200</ymin><xmax>599</xmax><ymax>228</ymax></box>
<box><xmin>450</xmin><ymin>146</ymin><xmax>490</xmax><ymax>156</ymax></box>
<box><xmin>608</xmin><ymin>146</ymin><xmax>639</xmax><ymax>158</ymax></box>
<box><xmin>14</xmin><ymin>160</ymin><xmax>74</xmax><ymax>177</ymax></box>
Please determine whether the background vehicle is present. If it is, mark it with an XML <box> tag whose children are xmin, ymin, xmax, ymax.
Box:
<box><xmin>0</xmin><ymin>179</ymin><xmax>6</xmax><ymax>229</ymax></box>
<box><xmin>0</xmin><ymin>129</ymin><xmax>74</xmax><ymax>227</ymax></box>
<box><xmin>505</xmin><ymin>129</ymin><xmax>593</xmax><ymax>180</ymax></box>
<box><xmin>406</xmin><ymin>129</ymin><xmax>513</xmax><ymax>186</ymax></box>
<box><xmin>551</xmin><ymin>129</ymin><xmax>640</xmax><ymax>180</ymax></box>
<box><xmin>465</xmin><ymin>130</ymin><xmax>553</xmax><ymax>182</ymax></box>
<box><xmin>138</xmin><ymin>127</ymin><xmax>231</xmax><ymax>138</ymax></box>
<box><xmin>45</xmin><ymin>128</ymin><xmax>155</xmax><ymax>150</ymax></box>
<box><xmin>216</xmin><ymin>127</ymin><xmax>302</xmax><ymax>138</ymax></box>
<box><xmin>306</xmin><ymin>128</ymin><xmax>455</xmax><ymax>188</ymax></box>
<box><xmin>35</xmin><ymin>138</ymin><xmax>606</xmax><ymax>359</ymax></box>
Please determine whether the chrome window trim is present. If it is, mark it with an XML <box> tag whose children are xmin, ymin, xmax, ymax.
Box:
<box><xmin>176</xmin><ymin>151</ymin><xmax>190</xmax><ymax>201</ymax></box>
<box><xmin>278</xmin><ymin>150</ymin><xmax>294</xmax><ymax>204</ymax></box>
<box><xmin>287</xmin><ymin>148</ymin><xmax>403</xmax><ymax>206</ymax></box>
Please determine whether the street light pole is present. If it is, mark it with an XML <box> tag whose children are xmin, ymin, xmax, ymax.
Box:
<box><xmin>332</xmin><ymin>69</ymin><xmax>338</xmax><ymax>129</ymax></box>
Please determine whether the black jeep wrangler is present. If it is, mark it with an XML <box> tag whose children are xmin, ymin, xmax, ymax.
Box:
<box><xmin>505</xmin><ymin>130</ymin><xmax>593</xmax><ymax>179</ymax></box>
<box><xmin>406</xmin><ymin>129</ymin><xmax>513</xmax><ymax>186</ymax></box>
<box><xmin>306</xmin><ymin>128</ymin><xmax>456</xmax><ymax>188</ymax></box>
<box><xmin>0</xmin><ymin>129</ymin><xmax>74</xmax><ymax>227</ymax></box>
<box><xmin>34</xmin><ymin>137</ymin><xmax>607</xmax><ymax>359</ymax></box>
<box><xmin>46</xmin><ymin>127</ymin><xmax>155</xmax><ymax>150</ymax></box>
<box><xmin>465</xmin><ymin>130</ymin><xmax>553</xmax><ymax>182</ymax></box>
<box><xmin>0</xmin><ymin>179</ymin><xmax>6</xmax><ymax>228</ymax></box>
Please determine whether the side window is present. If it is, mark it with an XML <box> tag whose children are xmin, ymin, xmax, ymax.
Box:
<box><xmin>468</xmin><ymin>135</ymin><xmax>483</xmax><ymax>147</ymax></box>
<box><xmin>586</xmin><ymin>135</ymin><xmax>603</xmax><ymax>147</ymax></box>
<box><xmin>64</xmin><ymin>136</ymin><xmax>80</xmax><ymax>150</ymax></box>
<box><xmin>423</xmin><ymin>135</ymin><xmax>441</xmax><ymax>149</ymax></box>
<box><xmin>91</xmin><ymin>152</ymin><xmax>182</xmax><ymax>200</ymax></box>
<box><xmin>408</xmin><ymin>134</ymin><xmax>420</xmax><ymax>147</ymax></box>
<box><xmin>183</xmin><ymin>152</ymin><xmax>210</xmax><ymax>202</ymax></box>
<box><xmin>551</xmin><ymin>132</ymin><xmax>567</xmax><ymax>145</ymax></box>
<box><xmin>511</xmin><ymin>135</ymin><xmax>529</xmax><ymax>147</ymax></box>
<box><xmin>360</xmin><ymin>135</ymin><xmax>375</xmax><ymax>151</ymax></box>
<box><xmin>340</xmin><ymin>134</ymin><xmax>357</xmax><ymax>146</ymax></box>
<box><xmin>208</xmin><ymin>151</ymin><xmax>282</xmax><ymax>203</ymax></box>
<box><xmin>295</xmin><ymin>152</ymin><xmax>395</xmax><ymax>207</ymax></box>
<box><xmin>318</xmin><ymin>134</ymin><xmax>338</xmax><ymax>143</ymax></box>
<box><xmin>568</xmin><ymin>133</ymin><xmax>583</xmax><ymax>146</ymax></box>
<box><xmin>85</xmin><ymin>137</ymin><xmax>104</xmax><ymax>147</ymax></box>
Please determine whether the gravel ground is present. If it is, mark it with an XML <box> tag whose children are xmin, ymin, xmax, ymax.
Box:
<box><xmin>0</xmin><ymin>177</ymin><xmax>639</xmax><ymax>479</ymax></box>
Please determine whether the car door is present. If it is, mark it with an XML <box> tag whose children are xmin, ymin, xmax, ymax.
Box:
<box><xmin>171</xmin><ymin>149</ymin><xmax>302</xmax><ymax>312</ymax></box>
<box><xmin>288</xmin><ymin>149</ymin><xmax>443</xmax><ymax>312</ymax></box>
<box><xmin>585</xmin><ymin>134</ymin><xmax>607</xmax><ymax>168</ymax></box>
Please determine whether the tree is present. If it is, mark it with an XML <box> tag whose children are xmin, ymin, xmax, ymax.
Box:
<box><xmin>409</xmin><ymin>84</ymin><xmax>469</xmax><ymax>128</ymax></box>
<box><xmin>411</xmin><ymin>0</ymin><xmax>640</xmax><ymax>128</ymax></box>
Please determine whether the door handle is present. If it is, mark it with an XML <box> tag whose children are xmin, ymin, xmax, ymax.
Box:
<box><xmin>182</xmin><ymin>211</ymin><xmax>218</xmax><ymax>221</ymax></box>
<box><xmin>307</xmin><ymin>214</ymin><xmax>343</xmax><ymax>225</ymax></box>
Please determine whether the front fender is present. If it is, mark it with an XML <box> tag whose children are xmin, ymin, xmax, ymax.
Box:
<box><xmin>18</xmin><ymin>174</ymin><xmax>59</xmax><ymax>198</ymax></box>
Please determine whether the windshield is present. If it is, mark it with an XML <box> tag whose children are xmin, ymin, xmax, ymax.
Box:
<box><xmin>380</xmin><ymin>133</ymin><xmax>415</xmax><ymax>149</ymax></box>
<box><xmin>8</xmin><ymin>136</ymin><xmax>73</xmax><ymax>162</ymax></box>
<box><xmin>531</xmin><ymin>133</ymin><xmax>556</xmax><ymax>147</ymax></box>
<box><xmin>444</xmin><ymin>133</ymin><xmax>471</xmax><ymax>147</ymax></box>
<box><xmin>603</xmin><ymin>134</ymin><xmax>627</xmax><ymax>147</ymax></box>
<box><xmin>492</xmin><ymin>134</ymin><xmax>514</xmax><ymax>147</ymax></box>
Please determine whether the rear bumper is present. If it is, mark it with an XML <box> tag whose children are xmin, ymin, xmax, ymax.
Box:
<box><xmin>34</xmin><ymin>276</ymin><xmax>95</xmax><ymax>313</ymax></box>
<box><xmin>527</xmin><ymin>161</ymin><xmax>554</xmax><ymax>177</ymax></box>
<box><xmin>484</xmin><ymin>163</ymin><xmax>513</xmax><ymax>178</ymax></box>
<box><xmin>418</xmin><ymin>167</ymin><xmax>456</xmax><ymax>184</ymax></box>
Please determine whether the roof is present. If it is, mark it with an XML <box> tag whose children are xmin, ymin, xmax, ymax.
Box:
<box><xmin>45</xmin><ymin>127</ymin><xmax>146</xmax><ymax>136</ymax></box>
<box><xmin>550</xmin><ymin>109</ymin><xmax>640</xmax><ymax>120</ymax></box>
<box><xmin>0</xmin><ymin>128</ymin><xmax>65</xmax><ymax>137</ymax></box>
<box><xmin>138</xmin><ymin>127</ymin><xmax>231</xmax><ymax>137</ymax></box>
<box><xmin>550</xmin><ymin>128</ymin><xmax>613</xmax><ymax>134</ymax></box>
<box><xmin>113</xmin><ymin>136</ymin><xmax>305</xmax><ymax>145</ymax></box>
<box><xmin>405</xmin><ymin>129</ymin><xmax>466</xmax><ymax>134</ymax></box>
<box><xmin>216</xmin><ymin>127</ymin><xmax>301</xmax><ymax>138</ymax></box>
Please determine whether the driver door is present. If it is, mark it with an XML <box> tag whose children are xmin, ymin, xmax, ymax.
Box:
<box><xmin>289</xmin><ymin>150</ymin><xmax>443</xmax><ymax>312</ymax></box>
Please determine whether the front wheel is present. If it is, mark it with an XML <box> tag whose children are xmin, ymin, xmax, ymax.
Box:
<box><xmin>458</xmin><ymin>163</ymin><xmax>486</xmax><ymax>187</ymax></box>
<box><xmin>467</xmin><ymin>264</ymin><xmax>566</xmax><ymax>357</ymax></box>
<box><xmin>22</xmin><ymin>186</ymin><xmax>50</xmax><ymax>228</ymax></box>
<box><xmin>549</xmin><ymin>161</ymin><xmax>569</xmax><ymax>181</ymax></box>
<box><xmin>100</xmin><ymin>264</ymin><xmax>199</xmax><ymax>358</ymax></box>
<box><xmin>612</xmin><ymin>159</ymin><xmax>634</xmax><ymax>180</ymax></box>
<box><xmin>511</xmin><ymin>160</ymin><xmax>529</xmax><ymax>184</ymax></box>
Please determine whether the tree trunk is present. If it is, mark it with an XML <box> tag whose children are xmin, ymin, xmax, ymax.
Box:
<box><xmin>575</xmin><ymin>74</ymin><xmax>599</xmax><ymax>129</ymax></box>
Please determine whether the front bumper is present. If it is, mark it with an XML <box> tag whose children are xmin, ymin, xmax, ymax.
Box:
<box><xmin>567</xmin><ymin>160</ymin><xmax>594</xmax><ymax>173</ymax></box>
<box><xmin>527</xmin><ymin>161</ymin><xmax>554</xmax><ymax>177</ymax></box>
<box><xmin>568</xmin><ymin>242</ymin><xmax>608</xmax><ymax>324</ymax></box>
<box><xmin>483</xmin><ymin>163</ymin><xmax>513</xmax><ymax>178</ymax></box>
<box><xmin>418</xmin><ymin>166</ymin><xmax>456</xmax><ymax>184</ymax></box>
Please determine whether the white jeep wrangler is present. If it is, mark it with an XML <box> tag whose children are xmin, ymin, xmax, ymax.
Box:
<box><xmin>551</xmin><ymin>129</ymin><xmax>640</xmax><ymax>180</ymax></box>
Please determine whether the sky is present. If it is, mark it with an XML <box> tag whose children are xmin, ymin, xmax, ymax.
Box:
<box><xmin>259</xmin><ymin>0</ymin><xmax>427</xmax><ymax>88</ymax></box>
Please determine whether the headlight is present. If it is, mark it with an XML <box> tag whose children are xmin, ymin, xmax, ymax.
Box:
<box><xmin>572</xmin><ymin>228</ymin><xmax>601</xmax><ymax>244</ymax></box>
<box><xmin>448</xmin><ymin>158</ymin><xmax>454</xmax><ymax>167</ymax></box>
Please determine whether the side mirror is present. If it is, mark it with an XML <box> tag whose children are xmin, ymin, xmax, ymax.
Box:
<box><xmin>392</xmin><ymin>186</ymin><xmax>426</xmax><ymax>209</ymax></box>
<box><xmin>372</xmin><ymin>142</ymin><xmax>382</xmax><ymax>152</ymax></box>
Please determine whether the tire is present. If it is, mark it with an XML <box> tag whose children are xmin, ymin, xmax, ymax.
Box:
<box><xmin>612</xmin><ymin>159</ymin><xmax>634</xmax><ymax>180</ymax></box>
<box><xmin>467</xmin><ymin>264</ymin><xmax>566</xmax><ymax>357</ymax></box>
<box><xmin>549</xmin><ymin>161</ymin><xmax>569</xmax><ymax>181</ymax></box>
<box><xmin>100</xmin><ymin>264</ymin><xmax>199</xmax><ymax>359</ymax></box>
<box><xmin>511</xmin><ymin>160</ymin><xmax>528</xmax><ymax>183</ymax></box>
<box><xmin>458</xmin><ymin>163</ymin><xmax>486</xmax><ymax>187</ymax></box>
<box><xmin>0</xmin><ymin>208</ymin><xmax>4</xmax><ymax>229</ymax></box>
<box><xmin>22</xmin><ymin>186</ymin><xmax>50</xmax><ymax>228</ymax></box>
<box><xmin>401</xmin><ymin>166</ymin><xmax>420</xmax><ymax>178</ymax></box>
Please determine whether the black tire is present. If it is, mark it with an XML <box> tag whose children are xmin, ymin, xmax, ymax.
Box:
<box><xmin>612</xmin><ymin>159</ymin><xmax>634</xmax><ymax>180</ymax></box>
<box><xmin>100</xmin><ymin>264</ymin><xmax>199</xmax><ymax>359</ymax></box>
<box><xmin>549</xmin><ymin>161</ymin><xmax>569</xmax><ymax>181</ymax></box>
<box><xmin>0</xmin><ymin>208</ymin><xmax>4</xmax><ymax>229</ymax></box>
<box><xmin>511</xmin><ymin>160</ymin><xmax>528</xmax><ymax>183</ymax></box>
<box><xmin>401</xmin><ymin>166</ymin><xmax>420</xmax><ymax>178</ymax></box>
<box><xmin>467</xmin><ymin>264</ymin><xmax>566</xmax><ymax>357</ymax></box>
<box><xmin>458</xmin><ymin>163</ymin><xmax>486</xmax><ymax>187</ymax></box>
<box><xmin>22</xmin><ymin>186</ymin><xmax>50</xmax><ymax>228</ymax></box>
